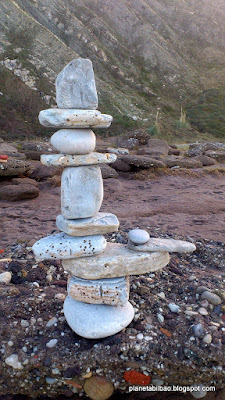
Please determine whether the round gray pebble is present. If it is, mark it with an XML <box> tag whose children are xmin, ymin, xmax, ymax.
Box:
<box><xmin>201</xmin><ymin>291</ymin><xmax>222</xmax><ymax>305</ymax></box>
<box><xmin>128</xmin><ymin>229</ymin><xmax>150</xmax><ymax>245</ymax></box>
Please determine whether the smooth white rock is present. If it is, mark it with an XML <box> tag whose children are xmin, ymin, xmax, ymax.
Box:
<box><xmin>62</xmin><ymin>243</ymin><xmax>170</xmax><ymax>279</ymax></box>
<box><xmin>128</xmin><ymin>237</ymin><xmax>196</xmax><ymax>253</ymax></box>
<box><xmin>190</xmin><ymin>384</ymin><xmax>207</xmax><ymax>398</ymax></box>
<box><xmin>46</xmin><ymin>339</ymin><xmax>58</xmax><ymax>348</ymax></box>
<box><xmin>64</xmin><ymin>296</ymin><xmax>134</xmax><ymax>339</ymax></box>
<box><xmin>61</xmin><ymin>166</ymin><xmax>103</xmax><ymax>219</ymax></box>
<box><xmin>41</xmin><ymin>152</ymin><xmax>117</xmax><ymax>167</ymax></box>
<box><xmin>168</xmin><ymin>303</ymin><xmax>180</xmax><ymax>313</ymax></box>
<box><xmin>32</xmin><ymin>233</ymin><xmax>106</xmax><ymax>261</ymax></box>
<box><xmin>128</xmin><ymin>229</ymin><xmax>150</xmax><ymax>244</ymax></box>
<box><xmin>51</xmin><ymin>129</ymin><xmax>96</xmax><ymax>154</ymax></box>
<box><xmin>0</xmin><ymin>271</ymin><xmax>12</xmax><ymax>284</ymax></box>
<box><xmin>39</xmin><ymin>109</ymin><xmax>112</xmax><ymax>128</ymax></box>
<box><xmin>56</xmin><ymin>212</ymin><xmax>119</xmax><ymax>236</ymax></box>
<box><xmin>56</xmin><ymin>59</ymin><xmax>98</xmax><ymax>109</ymax></box>
<box><xmin>68</xmin><ymin>276</ymin><xmax>129</xmax><ymax>306</ymax></box>
<box><xmin>5</xmin><ymin>354</ymin><xmax>23</xmax><ymax>370</ymax></box>
<box><xmin>202</xmin><ymin>334</ymin><xmax>212</xmax><ymax>344</ymax></box>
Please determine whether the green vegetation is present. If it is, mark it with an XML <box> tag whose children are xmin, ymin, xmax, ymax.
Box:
<box><xmin>0</xmin><ymin>67</ymin><xmax>52</xmax><ymax>140</ymax></box>
<box><xmin>186</xmin><ymin>88</ymin><xmax>225</xmax><ymax>139</ymax></box>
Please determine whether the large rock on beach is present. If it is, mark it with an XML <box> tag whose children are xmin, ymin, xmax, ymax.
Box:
<box><xmin>120</xmin><ymin>154</ymin><xmax>165</xmax><ymax>168</ymax></box>
<box><xmin>0</xmin><ymin>159</ymin><xmax>30</xmax><ymax>176</ymax></box>
<box><xmin>0</xmin><ymin>184</ymin><xmax>39</xmax><ymax>201</ymax></box>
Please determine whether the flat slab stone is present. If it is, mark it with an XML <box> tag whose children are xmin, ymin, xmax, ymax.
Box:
<box><xmin>39</xmin><ymin>109</ymin><xmax>112</xmax><ymax>128</ymax></box>
<box><xmin>62</xmin><ymin>243</ymin><xmax>170</xmax><ymax>279</ymax></box>
<box><xmin>32</xmin><ymin>233</ymin><xmax>106</xmax><ymax>261</ymax></box>
<box><xmin>128</xmin><ymin>238</ymin><xmax>196</xmax><ymax>253</ymax></box>
<box><xmin>56</xmin><ymin>59</ymin><xmax>98</xmax><ymax>109</ymax></box>
<box><xmin>61</xmin><ymin>166</ymin><xmax>103</xmax><ymax>219</ymax></box>
<box><xmin>56</xmin><ymin>212</ymin><xmax>119</xmax><ymax>236</ymax></box>
<box><xmin>51</xmin><ymin>129</ymin><xmax>96</xmax><ymax>155</ymax></box>
<box><xmin>64</xmin><ymin>296</ymin><xmax>134</xmax><ymax>339</ymax></box>
<box><xmin>68</xmin><ymin>276</ymin><xmax>129</xmax><ymax>306</ymax></box>
<box><xmin>41</xmin><ymin>152</ymin><xmax>117</xmax><ymax>167</ymax></box>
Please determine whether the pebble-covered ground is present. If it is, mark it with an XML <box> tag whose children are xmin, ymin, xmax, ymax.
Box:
<box><xmin>0</xmin><ymin>228</ymin><xmax>224</xmax><ymax>400</ymax></box>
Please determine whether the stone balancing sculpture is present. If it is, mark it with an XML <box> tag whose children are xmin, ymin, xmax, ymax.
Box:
<box><xmin>32</xmin><ymin>59</ymin><xmax>196</xmax><ymax>339</ymax></box>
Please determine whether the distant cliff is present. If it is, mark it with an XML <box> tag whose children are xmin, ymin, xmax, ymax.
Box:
<box><xmin>0</xmin><ymin>0</ymin><xmax>225</xmax><ymax>140</ymax></box>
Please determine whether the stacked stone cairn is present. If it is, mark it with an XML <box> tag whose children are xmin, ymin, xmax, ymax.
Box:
<box><xmin>32</xmin><ymin>59</ymin><xmax>196</xmax><ymax>339</ymax></box>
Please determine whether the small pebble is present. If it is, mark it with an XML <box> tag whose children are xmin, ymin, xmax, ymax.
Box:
<box><xmin>46</xmin><ymin>377</ymin><xmax>56</xmax><ymax>385</ymax></box>
<box><xmin>158</xmin><ymin>292</ymin><xmax>166</xmax><ymax>300</ymax></box>
<box><xmin>46</xmin><ymin>317</ymin><xmax>58</xmax><ymax>328</ymax></box>
<box><xmin>157</xmin><ymin>313</ymin><xmax>164</xmax><ymax>323</ymax></box>
<box><xmin>196</xmin><ymin>286</ymin><xmax>210</xmax><ymax>295</ymax></box>
<box><xmin>188</xmin><ymin>275</ymin><xmax>196</xmax><ymax>282</ymax></box>
<box><xmin>203</xmin><ymin>334</ymin><xmax>212</xmax><ymax>344</ymax></box>
<box><xmin>5</xmin><ymin>354</ymin><xmax>23</xmax><ymax>370</ymax></box>
<box><xmin>200</xmin><ymin>300</ymin><xmax>209</xmax><ymax>308</ymax></box>
<box><xmin>214</xmin><ymin>305</ymin><xmax>221</xmax><ymax>315</ymax></box>
<box><xmin>168</xmin><ymin>303</ymin><xmax>180</xmax><ymax>313</ymax></box>
<box><xmin>201</xmin><ymin>291</ymin><xmax>222</xmax><ymax>305</ymax></box>
<box><xmin>0</xmin><ymin>271</ymin><xmax>12</xmax><ymax>284</ymax></box>
<box><xmin>46</xmin><ymin>339</ymin><xmax>58</xmax><ymax>348</ymax></box>
<box><xmin>193</xmin><ymin>323</ymin><xmax>204</xmax><ymax>338</ymax></box>
<box><xmin>137</xmin><ymin>333</ymin><xmax>144</xmax><ymax>340</ymax></box>
<box><xmin>198</xmin><ymin>307</ymin><xmax>208</xmax><ymax>316</ymax></box>
<box><xmin>190</xmin><ymin>384</ymin><xmax>207</xmax><ymax>398</ymax></box>
<box><xmin>55</xmin><ymin>293</ymin><xmax>66</xmax><ymax>301</ymax></box>
<box><xmin>7</xmin><ymin>341</ymin><xmax>13</xmax><ymax>347</ymax></box>
<box><xmin>21</xmin><ymin>320</ymin><xmax>29</xmax><ymax>328</ymax></box>
<box><xmin>128</xmin><ymin>229</ymin><xmax>150</xmax><ymax>244</ymax></box>
<box><xmin>151</xmin><ymin>378</ymin><xmax>164</xmax><ymax>386</ymax></box>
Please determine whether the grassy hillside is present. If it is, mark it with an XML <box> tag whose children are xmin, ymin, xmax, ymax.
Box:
<box><xmin>0</xmin><ymin>0</ymin><xmax>225</xmax><ymax>142</ymax></box>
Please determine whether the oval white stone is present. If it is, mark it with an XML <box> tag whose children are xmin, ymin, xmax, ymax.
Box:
<box><xmin>128</xmin><ymin>229</ymin><xmax>150</xmax><ymax>244</ymax></box>
<box><xmin>32</xmin><ymin>233</ymin><xmax>106</xmax><ymax>261</ymax></box>
<box><xmin>61</xmin><ymin>166</ymin><xmax>103</xmax><ymax>219</ymax></box>
<box><xmin>51</xmin><ymin>129</ymin><xmax>96</xmax><ymax>155</ymax></box>
<box><xmin>64</xmin><ymin>296</ymin><xmax>134</xmax><ymax>339</ymax></box>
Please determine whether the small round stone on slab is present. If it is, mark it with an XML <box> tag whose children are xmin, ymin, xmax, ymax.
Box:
<box><xmin>128</xmin><ymin>229</ymin><xmax>150</xmax><ymax>245</ymax></box>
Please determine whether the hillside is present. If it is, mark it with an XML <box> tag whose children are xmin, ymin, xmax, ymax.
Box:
<box><xmin>0</xmin><ymin>0</ymin><xmax>225</xmax><ymax>141</ymax></box>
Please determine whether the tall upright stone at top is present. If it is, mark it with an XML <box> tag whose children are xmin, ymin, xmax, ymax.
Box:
<box><xmin>56</xmin><ymin>59</ymin><xmax>98</xmax><ymax>109</ymax></box>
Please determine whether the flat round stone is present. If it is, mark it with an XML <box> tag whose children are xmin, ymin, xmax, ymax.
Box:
<box><xmin>39</xmin><ymin>109</ymin><xmax>112</xmax><ymax>128</ymax></box>
<box><xmin>51</xmin><ymin>129</ymin><xmax>96</xmax><ymax>155</ymax></box>
<box><xmin>32</xmin><ymin>233</ymin><xmax>106</xmax><ymax>261</ymax></box>
<box><xmin>41</xmin><ymin>152</ymin><xmax>117</xmax><ymax>167</ymax></box>
<box><xmin>128</xmin><ymin>229</ymin><xmax>150</xmax><ymax>244</ymax></box>
<box><xmin>62</xmin><ymin>242</ymin><xmax>170</xmax><ymax>279</ymax></box>
<box><xmin>56</xmin><ymin>212</ymin><xmax>119</xmax><ymax>236</ymax></box>
<box><xmin>64</xmin><ymin>296</ymin><xmax>134</xmax><ymax>339</ymax></box>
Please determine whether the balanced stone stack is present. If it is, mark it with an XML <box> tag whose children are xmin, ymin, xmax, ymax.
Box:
<box><xmin>32</xmin><ymin>59</ymin><xmax>196</xmax><ymax>339</ymax></box>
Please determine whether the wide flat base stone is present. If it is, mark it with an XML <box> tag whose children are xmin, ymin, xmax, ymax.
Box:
<box><xmin>64</xmin><ymin>296</ymin><xmax>134</xmax><ymax>338</ymax></box>
<box><xmin>56</xmin><ymin>212</ymin><xmax>119</xmax><ymax>236</ymax></box>
<box><xmin>68</xmin><ymin>276</ymin><xmax>129</xmax><ymax>305</ymax></box>
<box><xmin>128</xmin><ymin>238</ymin><xmax>196</xmax><ymax>253</ymax></box>
<box><xmin>39</xmin><ymin>109</ymin><xmax>112</xmax><ymax>128</ymax></box>
<box><xmin>32</xmin><ymin>233</ymin><xmax>106</xmax><ymax>261</ymax></box>
<box><xmin>62</xmin><ymin>243</ymin><xmax>170</xmax><ymax>279</ymax></box>
<box><xmin>41</xmin><ymin>152</ymin><xmax>117</xmax><ymax>167</ymax></box>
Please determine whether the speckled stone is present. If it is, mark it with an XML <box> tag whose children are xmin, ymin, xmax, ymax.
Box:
<box><xmin>128</xmin><ymin>229</ymin><xmax>150</xmax><ymax>244</ymax></box>
<box><xmin>56</xmin><ymin>212</ymin><xmax>119</xmax><ymax>236</ymax></box>
<box><xmin>61</xmin><ymin>166</ymin><xmax>103</xmax><ymax>219</ymax></box>
<box><xmin>51</xmin><ymin>129</ymin><xmax>96</xmax><ymax>155</ymax></box>
<box><xmin>63</xmin><ymin>296</ymin><xmax>134</xmax><ymax>339</ymax></box>
<box><xmin>128</xmin><ymin>237</ymin><xmax>196</xmax><ymax>253</ymax></box>
<box><xmin>39</xmin><ymin>109</ymin><xmax>112</xmax><ymax>128</ymax></box>
<box><xmin>56</xmin><ymin>59</ymin><xmax>98</xmax><ymax>109</ymax></box>
<box><xmin>62</xmin><ymin>242</ymin><xmax>170</xmax><ymax>279</ymax></box>
<box><xmin>68</xmin><ymin>276</ymin><xmax>129</xmax><ymax>306</ymax></box>
<box><xmin>41</xmin><ymin>152</ymin><xmax>117</xmax><ymax>167</ymax></box>
<box><xmin>32</xmin><ymin>233</ymin><xmax>106</xmax><ymax>261</ymax></box>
